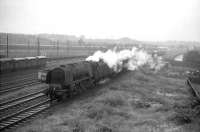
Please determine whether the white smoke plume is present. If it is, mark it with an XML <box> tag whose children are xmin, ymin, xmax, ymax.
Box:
<box><xmin>86</xmin><ymin>47</ymin><xmax>165</xmax><ymax>72</ymax></box>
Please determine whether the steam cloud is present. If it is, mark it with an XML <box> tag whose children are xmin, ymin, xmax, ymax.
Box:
<box><xmin>86</xmin><ymin>47</ymin><xmax>165</xmax><ymax>72</ymax></box>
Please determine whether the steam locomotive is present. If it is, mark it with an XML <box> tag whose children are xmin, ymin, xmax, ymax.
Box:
<box><xmin>42</xmin><ymin>60</ymin><xmax>117</xmax><ymax>101</ymax></box>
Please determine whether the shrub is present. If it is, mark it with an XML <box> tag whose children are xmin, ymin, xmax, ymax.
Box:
<box><xmin>86</xmin><ymin>104</ymin><xmax>114</xmax><ymax>120</ymax></box>
<box><xmin>98</xmin><ymin>92</ymin><xmax>127</xmax><ymax>107</ymax></box>
<box><xmin>131</xmin><ymin>100</ymin><xmax>151</xmax><ymax>109</ymax></box>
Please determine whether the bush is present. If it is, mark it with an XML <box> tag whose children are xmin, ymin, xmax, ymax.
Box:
<box><xmin>170</xmin><ymin>99</ymin><xmax>200</xmax><ymax>125</ymax></box>
<box><xmin>131</xmin><ymin>99</ymin><xmax>150</xmax><ymax>109</ymax></box>
<box><xmin>86</xmin><ymin>104</ymin><xmax>114</xmax><ymax>120</ymax></box>
<box><xmin>102</xmin><ymin>95</ymin><xmax>125</xmax><ymax>107</ymax></box>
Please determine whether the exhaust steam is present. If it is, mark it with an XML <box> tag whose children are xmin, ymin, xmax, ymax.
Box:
<box><xmin>86</xmin><ymin>47</ymin><xmax>165</xmax><ymax>72</ymax></box>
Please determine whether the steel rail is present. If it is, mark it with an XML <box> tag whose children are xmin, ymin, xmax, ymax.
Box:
<box><xmin>186</xmin><ymin>78</ymin><xmax>200</xmax><ymax>100</ymax></box>
<box><xmin>0</xmin><ymin>93</ymin><xmax>46</xmax><ymax>111</ymax></box>
<box><xmin>0</xmin><ymin>81</ymin><xmax>41</xmax><ymax>95</ymax></box>
<box><xmin>0</xmin><ymin>87</ymin><xmax>47</xmax><ymax>106</ymax></box>
<box><xmin>0</xmin><ymin>74</ymin><xmax>37</xmax><ymax>86</ymax></box>
<box><xmin>0</xmin><ymin>99</ymin><xmax>50</xmax><ymax>131</ymax></box>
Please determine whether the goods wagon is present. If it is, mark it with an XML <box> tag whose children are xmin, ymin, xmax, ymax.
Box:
<box><xmin>13</xmin><ymin>58</ymin><xmax>27</xmax><ymax>70</ymax></box>
<box><xmin>0</xmin><ymin>58</ymin><xmax>14</xmax><ymax>73</ymax></box>
<box><xmin>0</xmin><ymin>56</ymin><xmax>48</xmax><ymax>73</ymax></box>
<box><xmin>25</xmin><ymin>57</ymin><xmax>37</xmax><ymax>68</ymax></box>
<box><xmin>36</xmin><ymin>56</ymin><xmax>48</xmax><ymax>67</ymax></box>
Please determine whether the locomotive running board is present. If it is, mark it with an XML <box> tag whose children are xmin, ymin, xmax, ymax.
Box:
<box><xmin>71</xmin><ymin>77</ymin><xmax>91</xmax><ymax>84</ymax></box>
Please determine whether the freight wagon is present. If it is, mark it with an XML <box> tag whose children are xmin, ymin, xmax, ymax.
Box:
<box><xmin>0</xmin><ymin>56</ymin><xmax>48</xmax><ymax>73</ymax></box>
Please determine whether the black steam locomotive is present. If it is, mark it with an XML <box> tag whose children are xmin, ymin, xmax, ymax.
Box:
<box><xmin>42</xmin><ymin>60</ymin><xmax>117</xmax><ymax>100</ymax></box>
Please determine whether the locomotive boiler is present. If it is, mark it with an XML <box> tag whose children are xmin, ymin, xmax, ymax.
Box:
<box><xmin>43</xmin><ymin>60</ymin><xmax>116</xmax><ymax>100</ymax></box>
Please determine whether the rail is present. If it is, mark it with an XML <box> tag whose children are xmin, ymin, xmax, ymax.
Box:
<box><xmin>0</xmin><ymin>80</ymin><xmax>41</xmax><ymax>95</ymax></box>
<box><xmin>186</xmin><ymin>78</ymin><xmax>200</xmax><ymax>100</ymax></box>
<box><xmin>0</xmin><ymin>89</ymin><xmax>51</xmax><ymax>131</ymax></box>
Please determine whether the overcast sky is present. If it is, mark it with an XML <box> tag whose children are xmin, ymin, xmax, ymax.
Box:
<box><xmin>0</xmin><ymin>0</ymin><xmax>199</xmax><ymax>41</ymax></box>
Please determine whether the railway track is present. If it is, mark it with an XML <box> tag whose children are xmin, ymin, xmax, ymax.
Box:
<box><xmin>0</xmin><ymin>57</ymin><xmax>85</xmax><ymax>85</ymax></box>
<box><xmin>0</xmin><ymin>69</ymin><xmax>38</xmax><ymax>81</ymax></box>
<box><xmin>0</xmin><ymin>56</ymin><xmax>86</xmax><ymax>131</ymax></box>
<box><xmin>0</xmin><ymin>74</ymin><xmax>37</xmax><ymax>87</ymax></box>
<box><xmin>186</xmin><ymin>78</ymin><xmax>200</xmax><ymax>100</ymax></box>
<box><xmin>0</xmin><ymin>79</ymin><xmax>41</xmax><ymax>95</ymax></box>
<box><xmin>0</xmin><ymin>89</ymin><xmax>51</xmax><ymax>131</ymax></box>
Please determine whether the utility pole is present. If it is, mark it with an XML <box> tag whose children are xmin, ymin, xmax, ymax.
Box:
<box><xmin>37</xmin><ymin>37</ymin><xmax>40</xmax><ymax>56</ymax></box>
<box><xmin>7</xmin><ymin>34</ymin><xmax>8</xmax><ymax>58</ymax></box>
<box><xmin>28</xmin><ymin>40</ymin><xmax>30</xmax><ymax>56</ymax></box>
<box><xmin>66</xmin><ymin>40</ymin><xmax>69</xmax><ymax>57</ymax></box>
<box><xmin>57</xmin><ymin>40</ymin><xmax>59</xmax><ymax>57</ymax></box>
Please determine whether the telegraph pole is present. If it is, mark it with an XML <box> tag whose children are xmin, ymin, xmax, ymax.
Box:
<box><xmin>7</xmin><ymin>34</ymin><xmax>8</xmax><ymax>57</ymax></box>
<box><xmin>28</xmin><ymin>40</ymin><xmax>30</xmax><ymax>56</ymax></box>
<box><xmin>37</xmin><ymin>37</ymin><xmax>40</xmax><ymax>56</ymax></box>
<box><xmin>57</xmin><ymin>40</ymin><xmax>59</xmax><ymax>57</ymax></box>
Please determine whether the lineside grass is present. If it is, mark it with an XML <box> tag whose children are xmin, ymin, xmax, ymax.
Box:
<box><xmin>15</xmin><ymin>66</ymin><xmax>200</xmax><ymax>132</ymax></box>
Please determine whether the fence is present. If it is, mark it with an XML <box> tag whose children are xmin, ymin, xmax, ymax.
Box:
<box><xmin>0</xmin><ymin>34</ymin><xmax>107</xmax><ymax>58</ymax></box>
<box><xmin>0</xmin><ymin>33</ymin><xmax>137</xmax><ymax>58</ymax></box>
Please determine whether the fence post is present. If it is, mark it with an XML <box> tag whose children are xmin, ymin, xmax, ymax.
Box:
<box><xmin>28</xmin><ymin>40</ymin><xmax>30</xmax><ymax>56</ymax></box>
<box><xmin>6</xmin><ymin>34</ymin><xmax>8</xmax><ymax>58</ymax></box>
<box><xmin>57</xmin><ymin>40</ymin><xmax>59</xmax><ymax>57</ymax></box>
<box><xmin>66</xmin><ymin>40</ymin><xmax>68</xmax><ymax>57</ymax></box>
<box><xmin>37</xmin><ymin>37</ymin><xmax>40</xmax><ymax>56</ymax></box>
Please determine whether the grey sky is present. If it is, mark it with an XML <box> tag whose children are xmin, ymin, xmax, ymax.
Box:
<box><xmin>0</xmin><ymin>0</ymin><xmax>199</xmax><ymax>41</ymax></box>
